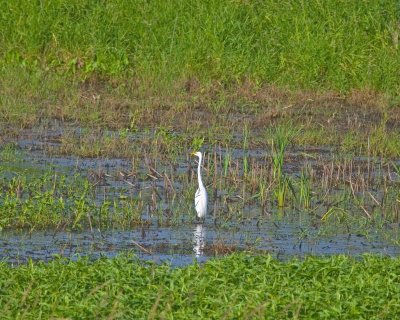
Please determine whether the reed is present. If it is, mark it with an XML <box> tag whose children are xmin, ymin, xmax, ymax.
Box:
<box><xmin>269</xmin><ymin>124</ymin><xmax>296</xmax><ymax>207</ymax></box>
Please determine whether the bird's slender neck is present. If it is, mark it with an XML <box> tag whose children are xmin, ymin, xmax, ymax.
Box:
<box><xmin>197</xmin><ymin>154</ymin><xmax>204</xmax><ymax>189</ymax></box>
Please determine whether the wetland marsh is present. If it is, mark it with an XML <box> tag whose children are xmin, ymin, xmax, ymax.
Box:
<box><xmin>1</xmin><ymin>0</ymin><xmax>400</xmax><ymax>318</ymax></box>
<box><xmin>1</xmin><ymin>124</ymin><xmax>400</xmax><ymax>265</ymax></box>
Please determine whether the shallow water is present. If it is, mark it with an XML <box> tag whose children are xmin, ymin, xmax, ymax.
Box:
<box><xmin>1</xmin><ymin>220</ymin><xmax>399</xmax><ymax>267</ymax></box>
<box><xmin>1</xmin><ymin>126</ymin><xmax>399</xmax><ymax>266</ymax></box>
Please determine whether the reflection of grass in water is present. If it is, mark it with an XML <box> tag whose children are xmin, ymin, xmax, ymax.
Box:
<box><xmin>0</xmin><ymin>253</ymin><xmax>399</xmax><ymax>318</ymax></box>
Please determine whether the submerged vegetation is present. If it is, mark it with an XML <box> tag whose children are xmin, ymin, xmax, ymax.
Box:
<box><xmin>1</xmin><ymin>254</ymin><xmax>400</xmax><ymax>319</ymax></box>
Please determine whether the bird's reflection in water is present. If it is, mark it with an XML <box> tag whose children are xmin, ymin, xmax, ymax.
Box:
<box><xmin>193</xmin><ymin>224</ymin><xmax>206</xmax><ymax>257</ymax></box>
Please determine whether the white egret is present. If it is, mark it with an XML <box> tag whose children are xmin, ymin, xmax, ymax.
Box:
<box><xmin>191</xmin><ymin>151</ymin><xmax>207</xmax><ymax>219</ymax></box>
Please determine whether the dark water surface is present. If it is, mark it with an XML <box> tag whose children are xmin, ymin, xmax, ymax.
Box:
<box><xmin>1</xmin><ymin>220</ymin><xmax>399</xmax><ymax>266</ymax></box>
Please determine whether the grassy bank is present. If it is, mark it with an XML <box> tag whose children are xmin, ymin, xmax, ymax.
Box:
<box><xmin>1</xmin><ymin>0</ymin><xmax>400</xmax><ymax>157</ymax></box>
<box><xmin>1</xmin><ymin>0</ymin><xmax>400</xmax><ymax>93</ymax></box>
<box><xmin>0</xmin><ymin>254</ymin><xmax>399</xmax><ymax>319</ymax></box>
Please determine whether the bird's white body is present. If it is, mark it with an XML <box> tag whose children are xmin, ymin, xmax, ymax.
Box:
<box><xmin>193</xmin><ymin>151</ymin><xmax>207</xmax><ymax>219</ymax></box>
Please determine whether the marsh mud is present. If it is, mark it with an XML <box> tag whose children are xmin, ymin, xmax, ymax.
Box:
<box><xmin>0</xmin><ymin>126</ymin><xmax>400</xmax><ymax>266</ymax></box>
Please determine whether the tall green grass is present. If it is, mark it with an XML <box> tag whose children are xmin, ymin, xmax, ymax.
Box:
<box><xmin>1</xmin><ymin>254</ymin><xmax>399</xmax><ymax>319</ymax></box>
<box><xmin>0</xmin><ymin>164</ymin><xmax>143</xmax><ymax>231</ymax></box>
<box><xmin>269</xmin><ymin>124</ymin><xmax>296</xmax><ymax>207</ymax></box>
<box><xmin>1</xmin><ymin>0</ymin><xmax>399</xmax><ymax>93</ymax></box>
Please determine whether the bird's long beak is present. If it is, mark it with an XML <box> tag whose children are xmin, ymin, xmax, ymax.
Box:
<box><xmin>190</xmin><ymin>152</ymin><xmax>196</xmax><ymax>156</ymax></box>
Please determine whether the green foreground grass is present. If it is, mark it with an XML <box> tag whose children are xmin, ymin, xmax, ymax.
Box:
<box><xmin>0</xmin><ymin>254</ymin><xmax>399</xmax><ymax>319</ymax></box>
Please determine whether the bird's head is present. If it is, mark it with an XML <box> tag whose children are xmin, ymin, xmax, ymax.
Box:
<box><xmin>191</xmin><ymin>151</ymin><xmax>202</xmax><ymax>158</ymax></box>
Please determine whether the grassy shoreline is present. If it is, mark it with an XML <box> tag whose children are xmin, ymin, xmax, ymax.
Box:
<box><xmin>1</xmin><ymin>77</ymin><xmax>400</xmax><ymax>158</ymax></box>
<box><xmin>1</xmin><ymin>1</ymin><xmax>400</xmax><ymax>157</ymax></box>
<box><xmin>1</xmin><ymin>0</ymin><xmax>400</xmax><ymax>94</ymax></box>
<box><xmin>1</xmin><ymin>253</ymin><xmax>399</xmax><ymax>319</ymax></box>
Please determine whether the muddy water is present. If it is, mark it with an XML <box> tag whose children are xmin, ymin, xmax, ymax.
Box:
<box><xmin>1</xmin><ymin>127</ymin><xmax>400</xmax><ymax>266</ymax></box>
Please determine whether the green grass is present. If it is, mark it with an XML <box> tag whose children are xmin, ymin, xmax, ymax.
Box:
<box><xmin>0</xmin><ymin>253</ymin><xmax>399</xmax><ymax>319</ymax></box>
<box><xmin>0</xmin><ymin>166</ymin><xmax>143</xmax><ymax>231</ymax></box>
<box><xmin>1</xmin><ymin>4</ymin><xmax>400</xmax><ymax>318</ymax></box>
<box><xmin>1</xmin><ymin>1</ymin><xmax>400</xmax><ymax>159</ymax></box>
<box><xmin>268</xmin><ymin>124</ymin><xmax>297</xmax><ymax>207</ymax></box>
<box><xmin>1</xmin><ymin>137</ymin><xmax>399</xmax><ymax>231</ymax></box>
<box><xmin>1</xmin><ymin>0</ymin><xmax>399</xmax><ymax>93</ymax></box>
